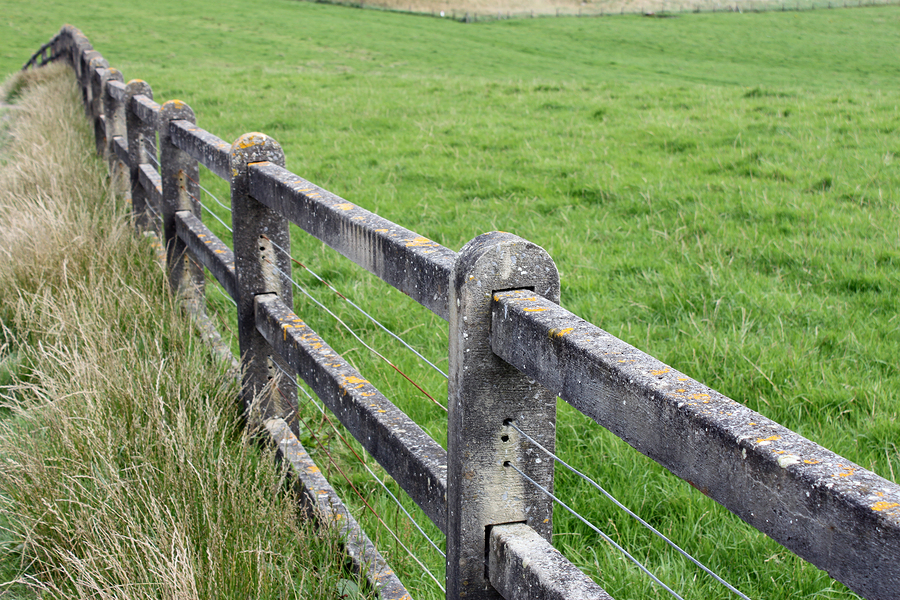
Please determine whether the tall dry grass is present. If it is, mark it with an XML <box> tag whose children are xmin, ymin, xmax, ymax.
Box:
<box><xmin>0</xmin><ymin>64</ymin><xmax>368</xmax><ymax>599</ymax></box>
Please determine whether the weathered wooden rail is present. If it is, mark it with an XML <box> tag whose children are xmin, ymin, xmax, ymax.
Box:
<box><xmin>23</xmin><ymin>25</ymin><xmax>900</xmax><ymax>600</ymax></box>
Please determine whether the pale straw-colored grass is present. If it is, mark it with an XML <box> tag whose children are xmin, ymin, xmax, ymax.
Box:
<box><xmin>0</xmin><ymin>64</ymin><xmax>367</xmax><ymax>599</ymax></box>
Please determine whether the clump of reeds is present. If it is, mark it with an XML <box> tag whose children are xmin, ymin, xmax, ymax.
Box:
<box><xmin>0</xmin><ymin>63</ymin><xmax>367</xmax><ymax>599</ymax></box>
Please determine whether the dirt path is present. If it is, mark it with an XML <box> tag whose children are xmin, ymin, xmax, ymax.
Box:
<box><xmin>357</xmin><ymin>0</ymin><xmax>782</xmax><ymax>17</ymax></box>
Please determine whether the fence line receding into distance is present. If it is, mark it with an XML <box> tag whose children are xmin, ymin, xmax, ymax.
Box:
<box><xmin>22</xmin><ymin>25</ymin><xmax>900</xmax><ymax>600</ymax></box>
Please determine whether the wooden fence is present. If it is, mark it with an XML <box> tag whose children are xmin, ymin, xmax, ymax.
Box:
<box><xmin>23</xmin><ymin>25</ymin><xmax>900</xmax><ymax>600</ymax></box>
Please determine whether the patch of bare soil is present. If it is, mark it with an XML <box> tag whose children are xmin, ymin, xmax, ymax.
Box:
<box><xmin>356</xmin><ymin>0</ymin><xmax>781</xmax><ymax>17</ymax></box>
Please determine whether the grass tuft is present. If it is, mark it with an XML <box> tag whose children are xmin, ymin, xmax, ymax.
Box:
<box><xmin>0</xmin><ymin>65</ymin><xmax>370</xmax><ymax>599</ymax></box>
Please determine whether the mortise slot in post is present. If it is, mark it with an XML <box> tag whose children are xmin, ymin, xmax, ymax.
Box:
<box><xmin>493</xmin><ymin>286</ymin><xmax>534</xmax><ymax>295</ymax></box>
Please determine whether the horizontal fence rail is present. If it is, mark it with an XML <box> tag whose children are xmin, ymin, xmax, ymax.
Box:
<box><xmin>488</xmin><ymin>523</ymin><xmax>613</xmax><ymax>600</ymax></box>
<box><xmin>174</xmin><ymin>212</ymin><xmax>237</xmax><ymax>299</ymax></box>
<box><xmin>255</xmin><ymin>293</ymin><xmax>449</xmax><ymax>532</ymax></box>
<box><xmin>169</xmin><ymin>120</ymin><xmax>232</xmax><ymax>181</ymax></box>
<box><xmin>24</xmin><ymin>23</ymin><xmax>900</xmax><ymax>600</ymax></box>
<box><xmin>247</xmin><ymin>162</ymin><xmax>457</xmax><ymax>321</ymax></box>
<box><xmin>266</xmin><ymin>417</ymin><xmax>412</xmax><ymax>600</ymax></box>
<box><xmin>491</xmin><ymin>289</ymin><xmax>900</xmax><ymax>596</ymax></box>
<box><xmin>131</xmin><ymin>94</ymin><xmax>159</xmax><ymax>127</ymax></box>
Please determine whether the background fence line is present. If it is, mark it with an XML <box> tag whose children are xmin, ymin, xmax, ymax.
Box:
<box><xmin>22</xmin><ymin>24</ymin><xmax>900</xmax><ymax>600</ymax></box>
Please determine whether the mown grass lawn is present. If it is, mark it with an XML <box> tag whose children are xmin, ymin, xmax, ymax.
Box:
<box><xmin>2</xmin><ymin>2</ymin><xmax>898</xmax><ymax>598</ymax></box>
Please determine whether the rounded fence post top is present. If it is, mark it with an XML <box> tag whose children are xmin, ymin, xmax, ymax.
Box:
<box><xmin>125</xmin><ymin>79</ymin><xmax>152</xmax><ymax>97</ymax></box>
<box><xmin>88</xmin><ymin>54</ymin><xmax>108</xmax><ymax>69</ymax></box>
<box><xmin>159</xmin><ymin>99</ymin><xmax>195</xmax><ymax>124</ymax></box>
<box><xmin>230</xmin><ymin>132</ymin><xmax>285</xmax><ymax>173</ymax></box>
<box><xmin>453</xmin><ymin>230</ymin><xmax>560</xmax><ymax>303</ymax></box>
<box><xmin>70</xmin><ymin>30</ymin><xmax>91</xmax><ymax>48</ymax></box>
<box><xmin>455</xmin><ymin>230</ymin><xmax>556</xmax><ymax>272</ymax></box>
<box><xmin>63</xmin><ymin>24</ymin><xmax>85</xmax><ymax>37</ymax></box>
<box><xmin>82</xmin><ymin>50</ymin><xmax>104</xmax><ymax>69</ymax></box>
<box><xmin>104</xmin><ymin>67</ymin><xmax>124</xmax><ymax>82</ymax></box>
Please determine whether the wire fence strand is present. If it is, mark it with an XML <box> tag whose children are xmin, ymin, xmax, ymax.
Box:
<box><xmin>195</xmin><ymin>196</ymin><xmax>233</xmax><ymax>233</ymax></box>
<box><xmin>505</xmin><ymin>461</ymin><xmax>686</xmax><ymax>600</ymax></box>
<box><xmin>360</xmin><ymin>460</ymin><xmax>446</xmax><ymax>559</ymax></box>
<box><xmin>263</xmin><ymin>256</ymin><xmax>448</xmax><ymax>412</ymax></box>
<box><xmin>277</xmin><ymin>362</ymin><xmax>447</xmax><ymax>560</ymax></box>
<box><xmin>261</xmin><ymin>234</ymin><xmax>448</xmax><ymax>380</ymax></box>
<box><xmin>151</xmin><ymin>157</ymin><xmax>741</xmax><ymax>599</ymax></box>
<box><xmin>270</xmin><ymin>365</ymin><xmax>446</xmax><ymax>592</ymax></box>
<box><xmin>153</xmin><ymin>137</ymin><xmax>733</xmax><ymax>600</ymax></box>
<box><xmin>212</xmin><ymin>279</ymin><xmax>237</xmax><ymax>308</ymax></box>
<box><xmin>144</xmin><ymin>201</ymin><xmax>161</xmax><ymax>221</ymax></box>
<box><xmin>508</xmin><ymin>422</ymin><xmax>751</xmax><ymax>600</ymax></box>
<box><xmin>188</xmin><ymin>174</ymin><xmax>232</xmax><ymax>213</ymax></box>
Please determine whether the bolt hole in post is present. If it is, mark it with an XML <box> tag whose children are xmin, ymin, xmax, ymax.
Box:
<box><xmin>267</xmin><ymin>356</ymin><xmax>276</xmax><ymax>380</ymax></box>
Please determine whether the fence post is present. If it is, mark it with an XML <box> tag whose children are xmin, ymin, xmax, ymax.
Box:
<box><xmin>93</xmin><ymin>66</ymin><xmax>116</xmax><ymax>157</ymax></box>
<box><xmin>158</xmin><ymin>100</ymin><xmax>205</xmax><ymax>314</ymax></box>
<box><xmin>57</xmin><ymin>28</ymin><xmax>74</xmax><ymax>69</ymax></box>
<box><xmin>79</xmin><ymin>50</ymin><xmax>103</xmax><ymax>117</ymax></box>
<box><xmin>125</xmin><ymin>80</ymin><xmax>158</xmax><ymax>233</ymax></box>
<box><xmin>69</xmin><ymin>27</ymin><xmax>90</xmax><ymax>72</ymax></box>
<box><xmin>102</xmin><ymin>68</ymin><xmax>126</xmax><ymax>179</ymax></box>
<box><xmin>70</xmin><ymin>38</ymin><xmax>89</xmax><ymax>99</ymax></box>
<box><xmin>51</xmin><ymin>31</ymin><xmax>65</xmax><ymax>66</ymax></box>
<box><xmin>447</xmin><ymin>231</ymin><xmax>561</xmax><ymax>599</ymax></box>
<box><xmin>230</xmin><ymin>133</ymin><xmax>298</xmax><ymax>430</ymax></box>
<box><xmin>74</xmin><ymin>46</ymin><xmax>90</xmax><ymax>107</ymax></box>
<box><xmin>101</xmin><ymin>68</ymin><xmax>124</xmax><ymax>148</ymax></box>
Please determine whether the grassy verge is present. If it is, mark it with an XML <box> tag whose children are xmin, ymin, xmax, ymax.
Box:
<box><xmin>2</xmin><ymin>4</ymin><xmax>897</xmax><ymax>598</ymax></box>
<box><xmin>0</xmin><ymin>64</ymin><xmax>372</xmax><ymax>599</ymax></box>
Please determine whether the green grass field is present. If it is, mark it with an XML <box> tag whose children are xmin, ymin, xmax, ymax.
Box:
<box><xmin>2</xmin><ymin>1</ymin><xmax>899</xmax><ymax>598</ymax></box>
